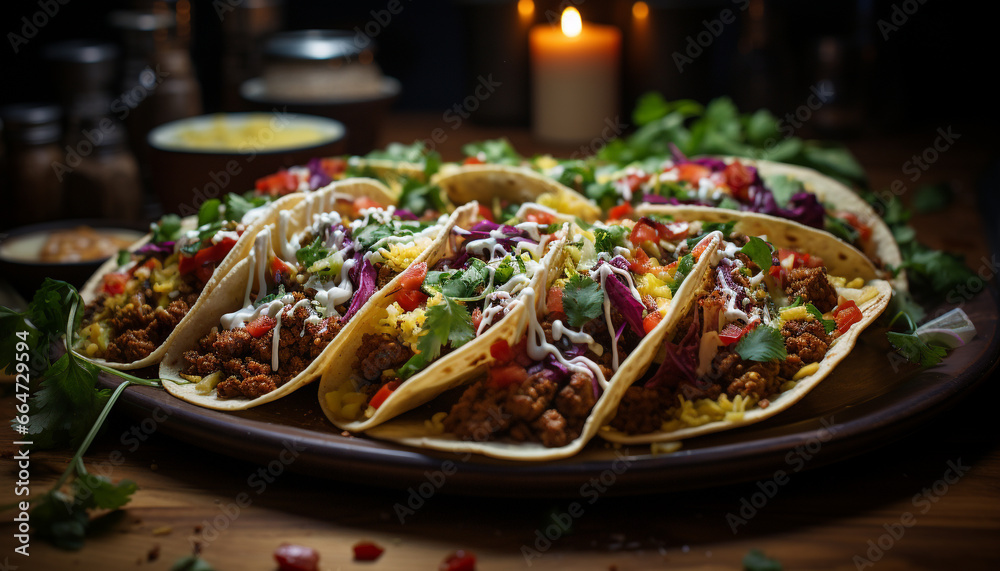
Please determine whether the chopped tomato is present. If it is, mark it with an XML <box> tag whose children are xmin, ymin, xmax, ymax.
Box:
<box><xmin>621</xmin><ymin>172</ymin><xmax>651</xmax><ymax>194</ymax></box>
<box><xmin>838</xmin><ymin>211</ymin><xmax>873</xmax><ymax>242</ymax></box>
<box><xmin>723</xmin><ymin>161</ymin><xmax>754</xmax><ymax>200</ymax></box>
<box><xmin>179</xmin><ymin>237</ymin><xmax>237</xmax><ymax>275</ymax></box>
<box><xmin>101</xmin><ymin>272</ymin><xmax>129</xmax><ymax>295</ymax></box>
<box><xmin>642</xmin><ymin>311</ymin><xmax>662</xmax><ymax>334</ymax></box>
<box><xmin>471</xmin><ymin>307</ymin><xmax>483</xmax><ymax>330</ymax></box>
<box><xmin>246</xmin><ymin>315</ymin><xmax>277</xmax><ymax>338</ymax></box>
<box><xmin>396</xmin><ymin>289</ymin><xmax>428</xmax><ymax>312</ymax></box>
<box><xmin>319</xmin><ymin>157</ymin><xmax>347</xmax><ymax>178</ymax></box>
<box><xmin>488</xmin><ymin>363</ymin><xmax>528</xmax><ymax>389</ymax></box>
<box><xmin>691</xmin><ymin>235</ymin><xmax>713</xmax><ymax>260</ymax></box>
<box><xmin>369</xmin><ymin>381</ymin><xmax>400</xmax><ymax>409</ymax></box>
<box><xmin>490</xmin><ymin>337</ymin><xmax>529</xmax><ymax>366</ymax></box>
<box><xmin>195</xmin><ymin>263</ymin><xmax>215</xmax><ymax>286</ymax></box>
<box><xmin>271</xmin><ymin>257</ymin><xmax>293</xmax><ymax>278</ymax></box>
<box><xmin>490</xmin><ymin>339</ymin><xmax>512</xmax><ymax>362</ymax></box>
<box><xmin>398</xmin><ymin>262</ymin><xmax>427</xmax><ymax>291</ymax></box>
<box><xmin>833</xmin><ymin>299</ymin><xmax>862</xmax><ymax>336</ymax></box>
<box><xmin>354</xmin><ymin>196</ymin><xmax>384</xmax><ymax>213</ymax></box>
<box><xmin>630</xmin><ymin>248</ymin><xmax>653</xmax><ymax>274</ymax></box>
<box><xmin>353</xmin><ymin>541</ymin><xmax>385</xmax><ymax>561</ymax></box>
<box><xmin>274</xmin><ymin>543</ymin><xmax>319</xmax><ymax>571</ymax></box>
<box><xmin>525</xmin><ymin>211</ymin><xmax>555</xmax><ymax>225</ymax></box>
<box><xmin>629</xmin><ymin>219</ymin><xmax>659</xmax><ymax>245</ymax></box>
<box><xmin>660</xmin><ymin>221</ymin><xmax>690</xmax><ymax>240</ymax></box>
<box><xmin>546</xmin><ymin>285</ymin><xmax>564</xmax><ymax>314</ymax></box>
<box><xmin>607</xmin><ymin>202</ymin><xmax>634</xmax><ymax>221</ymax></box>
<box><xmin>677</xmin><ymin>163</ymin><xmax>712</xmax><ymax>185</ymax></box>
<box><xmin>477</xmin><ymin>204</ymin><xmax>494</xmax><ymax>222</ymax></box>
<box><xmin>719</xmin><ymin>319</ymin><xmax>759</xmax><ymax>345</ymax></box>
<box><xmin>463</xmin><ymin>155</ymin><xmax>485</xmax><ymax>165</ymax></box>
<box><xmin>439</xmin><ymin>550</ymin><xmax>476</xmax><ymax>571</ymax></box>
<box><xmin>256</xmin><ymin>170</ymin><xmax>299</xmax><ymax>196</ymax></box>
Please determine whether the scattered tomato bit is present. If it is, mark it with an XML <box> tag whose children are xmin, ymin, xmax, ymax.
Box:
<box><xmin>353</xmin><ymin>540</ymin><xmax>385</xmax><ymax>562</ymax></box>
<box><xmin>439</xmin><ymin>550</ymin><xmax>476</xmax><ymax>571</ymax></box>
<box><xmin>274</xmin><ymin>543</ymin><xmax>319</xmax><ymax>571</ymax></box>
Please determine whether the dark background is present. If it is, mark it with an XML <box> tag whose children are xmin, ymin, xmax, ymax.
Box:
<box><xmin>1</xmin><ymin>0</ymin><xmax>996</xmax><ymax>142</ymax></box>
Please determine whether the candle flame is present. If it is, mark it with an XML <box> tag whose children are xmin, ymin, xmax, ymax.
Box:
<box><xmin>632</xmin><ymin>1</ymin><xmax>649</xmax><ymax>19</ymax></box>
<box><xmin>518</xmin><ymin>0</ymin><xmax>534</xmax><ymax>18</ymax></box>
<box><xmin>561</xmin><ymin>7</ymin><xmax>582</xmax><ymax>38</ymax></box>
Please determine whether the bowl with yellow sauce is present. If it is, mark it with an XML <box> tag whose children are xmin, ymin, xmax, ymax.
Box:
<box><xmin>147</xmin><ymin>112</ymin><xmax>346</xmax><ymax>216</ymax></box>
<box><xmin>0</xmin><ymin>220</ymin><xmax>147</xmax><ymax>299</ymax></box>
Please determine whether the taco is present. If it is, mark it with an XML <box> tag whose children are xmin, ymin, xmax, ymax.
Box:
<box><xmin>158</xmin><ymin>178</ymin><xmax>447</xmax><ymax>410</ymax></box>
<box><xmin>318</xmin><ymin>202</ymin><xmax>565</xmax><ymax>431</ymax></box>
<box><xmin>598</xmin><ymin>205</ymin><xmax>892</xmax><ymax>444</ymax></box>
<box><xmin>73</xmin><ymin>191</ymin><xmax>306</xmax><ymax>370</ymax></box>
<box><xmin>433</xmin><ymin>164</ymin><xmax>603</xmax><ymax>224</ymax></box>
<box><xmin>362</xmin><ymin>215</ymin><xmax>721</xmax><ymax>460</ymax></box>
<box><xmin>568</xmin><ymin>153</ymin><xmax>903</xmax><ymax>289</ymax></box>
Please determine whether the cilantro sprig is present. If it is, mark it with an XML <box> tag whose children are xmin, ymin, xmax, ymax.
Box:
<box><xmin>396</xmin><ymin>296</ymin><xmax>474</xmax><ymax>379</ymax></box>
<box><xmin>734</xmin><ymin>325</ymin><xmax>787</xmax><ymax>362</ymax></box>
<box><xmin>2</xmin><ymin>279</ymin><xmax>161</xmax><ymax>549</ymax></box>
<box><xmin>562</xmin><ymin>274</ymin><xmax>604</xmax><ymax>328</ymax></box>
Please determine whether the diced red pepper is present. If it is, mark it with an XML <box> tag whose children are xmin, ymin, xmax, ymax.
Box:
<box><xmin>101</xmin><ymin>272</ymin><xmax>129</xmax><ymax>295</ymax></box>
<box><xmin>179</xmin><ymin>237</ymin><xmax>238</xmax><ymax>276</ymax></box>
<box><xmin>525</xmin><ymin>211</ymin><xmax>556</xmax><ymax>225</ymax></box>
<box><xmin>439</xmin><ymin>550</ymin><xmax>477</xmax><ymax>571</ymax></box>
<box><xmin>396</xmin><ymin>289</ymin><xmax>428</xmax><ymax>312</ymax></box>
<box><xmin>607</xmin><ymin>202</ymin><xmax>634</xmax><ymax>221</ymax></box>
<box><xmin>477</xmin><ymin>204</ymin><xmax>494</xmax><ymax>222</ymax></box>
<box><xmin>246</xmin><ymin>315</ymin><xmax>277</xmax><ymax>338</ymax></box>
<box><xmin>833</xmin><ymin>299</ymin><xmax>862</xmax><ymax>336</ymax></box>
<box><xmin>546</xmin><ymin>285</ymin><xmax>564</xmax><ymax>314</ymax></box>
<box><xmin>723</xmin><ymin>161</ymin><xmax>754</xmax><ymax>200</ymax></box>
<box><xmin>677</xmin><ymin>163</ymin><xmax>712</xmax><ymax>185</ymax></box>
<box><xmin>369</xmin><ymin>381</ymin><xmax>400</xmax><ymax>410</ymax></box>
<box><xmin>354</xmin><ymin>196</ymin><xmax>384</xmax><ymax>213</ymax></box>
<box><xmin>274</xmin><ymin>543</ymin><xmax>319</xmax><ymax>571</ymax></box>
<box><xmin>642</xmin><ymin>311</ymin><xmax>662</xmax><ymax>334</ymax></box>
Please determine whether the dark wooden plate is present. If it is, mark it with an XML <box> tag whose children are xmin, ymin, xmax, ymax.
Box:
<box><xmin>99</xmin><ymin>281</ymin><xmax>1000</xmax><ymax>498</ymax></box>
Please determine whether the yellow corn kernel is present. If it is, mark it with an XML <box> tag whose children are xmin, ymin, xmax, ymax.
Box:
<box><xmin>86</xmin><ymin>343</ymin><xmax>98</xmax><ymax>356</ymax></box>
<box><xmin>340</xmin><ymin>402</ymin><xmax>362</xmax><ymax>420</ymax></box>
<box><xmin>424</xmin><ymin>411</ymin><xmax>447</xmax><ymax>435</ymax></box>
<box><xmin>828</xmin><ymin>276</ymin><xmax>847</xmax><ymax>288</ymax></box>
<box><xmin>324</xmin><ymin>391</ymin><xmax>342</xmax><ymax>416</ymax></box>
<box><xmin>793</xmin><ymin>362</ymin><xmax>820</xmax><ymax>380</ymax></box>
<box><xmin>724</xmin><ymin>412</ymin><xmax>745</xmax><ymax>422</ymax></box>
<box><xmin>779</xmin><ymin>306</ymin><xmax>811</xmax><ymax>321</ymax></box>
<box><xmin>857</xmin><ymin>285</ymin><xmax>878</xmax><ymax>305</ymax></box>
<box><xmin>845</xmin><ymin>277</ymin><xmax>864</xmax><ymax>289</ymax></box>
<box><xmin>341</xmin><ymin>392</ymin><xmax>367</xmax><ymax>405</ymax></box>
<box><xmin>780</xmin><ymin>380</ymin><xmax>798</xmax><ymax>392</ymax></box>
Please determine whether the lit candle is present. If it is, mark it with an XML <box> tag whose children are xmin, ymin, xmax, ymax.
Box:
<box><xmin>530</xmin><ymin>7</ymin><xmax>622</xmax><ymax>144</ymax></box>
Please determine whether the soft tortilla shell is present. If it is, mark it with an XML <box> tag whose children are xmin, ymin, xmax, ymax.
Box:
<box><xmin>363</xmin><ymin>234</ymin><xmax>722</xmax><ymax>461</ymax></box>
<box><xmin>433</xmin><ymin>164</ymin><xmax>602</xmax><ymax>223</ymax></box>
<box><xmin>160</xmin><ymin>180</ymin><xmax>453</xmax><ymax>410</ymax></box>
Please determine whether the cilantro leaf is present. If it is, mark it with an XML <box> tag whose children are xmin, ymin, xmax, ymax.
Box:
<box><xmin>25</xmin><ymin>353</ymin><xmax>112</xmax><ymax>449</ymax></box>
<box><xmin>669</xmin><ymin>254</ymin><xmax>695</xmax><ymax>296</ymax></box>
<box><xmin>493</xmin><ymin>256</ymin><xmax>518</xmax><ymax>287</ymax></box>
<box><xmin>224</xmin><ymin>192</ymin><xmax>267</xmax><ymax>222</ymax></box>
<box><xmin>171</xmin><ymin>555</ymin><xmax>217</xmax><ymax>571</ymax></box>
<box><xmin>253</xmin><ymin>285</ymin><xmax>286</xmax><ymax>309</ymax></box>
<box><xmin>30</xmin><ymin>490</ymin><xmax>91</xmax><ymax>550</ymax></box>
<box><xmin>441</xmin><ymin>259</ymin><xmax>491</xmax><ymax>299</ymax></box>
<box><xmin>197</xmin><ymin>198</ymin><xmax>222</xmax><ymax>227</ymax></box>
<box><xmin>687</xmin><ymin>221</ymin><xmax>736</xmax><ymax>248</ymax></box>
<box><xmin>734</xmin><ymin>325</ymin><xmax>787</xmax><ymax>362</ymax></box>
<box><xmin>824</xmin><ymin>214</ymin><xmax>859</xmax><ymax>244</ymax></box>
<box><xmin>462</xmin><ymin>138</ymin><xmax>522</xmax><ymax>165</ymax></box>
<box><xmin>396</xmin><ymin>297</ymin><xmax>474</xmax><ymax>379</ymax></box>
<box><xmin>398</xmin><ymin>178</ymin><xmax>447</xmax><ymax>216</ymax></box>
<box><xmin>886</xmin><ymin>332</ymin><xmax>948</xmax><ymax>367</ymax></box>
<box><xmin>743</xmin><ymin>548</ymin><xmax>783</xmax><ymax>571</ymax></box>
<box><xmin>805</xmin><ymin>303</ymin><xmax>836</xmax><ymax>334</ymax></box>
<box><xmin>295</xmin><ymin>237</ymin><xmax>329</xmax><ymax>268</ymax></box>
<box><xmin>740</xmin><ymin>236</ymin><xmax>773</xmax><ymax>272</ymax></box>
<box><xmin>562</xmin><ymin>274</ymin><xmax>604</xmax><ymax>328</ymax></box>
<box><xmin>151</xmin><ymin>214</ymin><xmax>182</xmax><ymax>244</ymax></box>
<box><xmin>594</xmin><ymin>226</ymin><xmax>628</xmax><ymax>255</ymax></box>
<box><xmin>116</xmin><ymin>250</ymin><xmax>131</xmax><ymax>267</ymax></box>
<box><xmin>764</xmin><ymin>175</ymin><xmax>802</xmax><ymax>208</ymax></box>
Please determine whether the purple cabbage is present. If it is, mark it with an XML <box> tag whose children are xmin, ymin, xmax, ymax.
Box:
<box><xmin>136</xmin><ymin>241</ymin><xmax>176</xmax><ymax>255</ymax></box>
<box><xmin>342</xmin><ymin>254</ymin><xmax>375</xmax><ymax>323</ymax></box>
<box><xmin>601</xmin><ymin>267</ymin><xmax>646</xmax><ymax>337</ymax></box>
<box><xmin>645</xmin><ymin>307</ymin><xmax>701</xmax><ymax>389</ymax></box>
<box><xmin>306</xmin><ymin>157</ymin><xmax>333</xmax><ymax>190</ymax></box>
<box><xmin>392</xmin><ymin>208</ymin><xmax>420</xmax><ymax>221</ymax></box>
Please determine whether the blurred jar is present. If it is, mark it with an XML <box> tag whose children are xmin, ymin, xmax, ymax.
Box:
<box><xmin>0</xmin><ymin>103</ymin><xmax>66</xmax><ymax>228</ymax></box>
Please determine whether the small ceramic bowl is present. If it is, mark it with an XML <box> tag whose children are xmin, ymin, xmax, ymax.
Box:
<box><xmin>147</xmin><ymin>112</ymin><xmax>346</xmax><ymax>216</ymax></box>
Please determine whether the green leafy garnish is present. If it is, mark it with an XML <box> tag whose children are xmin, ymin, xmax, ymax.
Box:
<box><xmin>687</xmin><ymin>221</ymin><xmax>736</xmax><ymax>248</ymax></box>
<box><xmin>462</xmin><ymin>138</ymin><xmax>522</xmax><ymax>165</ymax></box>
<box><xmin>734</xmin><ymin>325</ymin><xmax>787</xmax><ymax>362</ymax></box>
<box><xmin>253</xmin><ymin>285</ymin><xmax>287</xmax><ymax>309</ymax></box>
<box><xmin>197</xmin><ymin>198</ymin><xmax>222</xmax><ymax>226</ymax></box>
<box><xmin>224</xmin><ymin>192</ymin><xmax>267</xmax><ymax>222</ymax></box>
<box><xmin>805</xmin><ymin>303</ymin><xmax>836</xmax><ymax>334</ymax></box>
<box><xmin>765</xmin><ymin>175</ymin><xmax>803</xmax><ymax>208</ymax></box>
<box><xmin>740</xmin><ymin>236</ymin><xmax>773</xmax><ymax>272</ymax></box>
<box><xmin>561</xmin><ymin>274</ymin><xmax>604</xmax><ymax>328</ymax></box>
<box><xmin>743</xmin><ymin>548</ymin><xmax>783</xmax><ymax>571</ymax></box>
<box><xmin>151</xmin><ymin>214</ymin><xmax>182</xmax><ymax>244</ymax></box>
<box><xmin>669</xmin><ymin>254</ymin><xmax>695</xmax><ymax>296</ymax></box>
<box><xmin>886</xmin><ymin>331</ymin><xmax>948</xmax><ymax>367</ymax></box>
<box><xmin>440</xmin><ymin>259</ymin><xmax>492</xmax><ymax>299</ymax></box>
<box><xmin>398</xmin><ymin>178</ymin><xmax>447</xmax><ymax>216</ymax></box>
<box><xmin>295</xmin><ymin>236</ymin><xmax>329</xmax><ymax>268</ymax></box>
<box><xmin>396</xmin><ymin>296</ymin><xmax>475</xmax><ymax>379</ymax></box>
<box><xmin>824</xmin><ymin>213</ymin><xmax>860</xmax><ymax>244</ymax></box>
<box><xmin>594</xmin><ymin>225</ymin><xmax>629</xmax><ymax>254</ymax></box>
<box><xmin>171</xmin><ymin>554</ymin><xmax>217</xmax><ymax>571</ymax></box>
<box><xmin>116</xmin><ymin>249</ymin><xmax>131</xmax><ymax>267</ymax></box>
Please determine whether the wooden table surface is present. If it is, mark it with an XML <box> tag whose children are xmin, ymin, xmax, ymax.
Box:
<box><xmin>1</xmin><ymin>114</ymin><xmax>998</xmax><ymax>570</ymax></box>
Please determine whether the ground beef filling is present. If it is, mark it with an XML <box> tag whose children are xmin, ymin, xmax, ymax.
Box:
<box><xmin>183</xmin><ymin>293</ymin><xmax>343</xmax><ymax>399</ymax></box>
<box><xmin>784</xmin><ymin>266</ymin><xmax>838</xmax><ymax>312</ymax></box>
<box><xmin>349</xmin><ymin>332</ymin><xmax>415</xmax><ymax>401</ymax></box>
<box><xmin>444</xmin><ymin>310</ymin><xmax>631</xmax><ymax>447</ymax></box>
<box><xmin>82</xmin><ymin>274</ymin><xmax>200</xmax><ymax>363</ymax></box>
<box><xmin>779</xmin><ymin>318</ymin><xmax>832</xmax><ymax>378</ymax></box>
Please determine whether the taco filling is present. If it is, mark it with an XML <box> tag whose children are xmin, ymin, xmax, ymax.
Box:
<box><xmin>179</xmin><ymin>199</ymin><xmax>443</xmax><ymax>400</ymax></box>
<box><xmin>325</xmin><ymin>209</ymin><xmax>561</xmax><ymax>422</ymax></box>
<box><xmin>74</xmin><ymin>196</ymin><xmax>270</xmax><ymax>363</ymax></box>
<box><xmin>608</xmin><ymin>223</ymin><xmax>882</xmax><ymax>434</ymax></box>
<box><xmin>429</xmin><ymin>216</ymin><xmax>710</xmax><ymax>447</ymax></box>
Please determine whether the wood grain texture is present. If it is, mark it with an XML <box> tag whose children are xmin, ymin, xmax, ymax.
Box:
<box><xmin>1</xmin><ymin>119</ymin><xmax>998</xmax><ymax>570</ymax></box>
